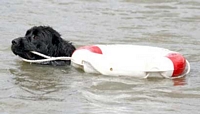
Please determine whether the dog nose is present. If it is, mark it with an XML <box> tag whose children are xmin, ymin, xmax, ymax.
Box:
<box><xmin>12</xmin><ymin>38</ymin><xmax>21</xmax><ymax>45</ymax></box>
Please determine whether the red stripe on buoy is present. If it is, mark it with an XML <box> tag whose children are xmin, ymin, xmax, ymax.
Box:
<box><xmin>77</xmin><ymin>45</ymin><xmax>103</xmax><ymax>54</ymax></box>
<box><xmin>166</xmin><ymin>53</ymin><xmax>186</xmax><ymax>77</ymax></box>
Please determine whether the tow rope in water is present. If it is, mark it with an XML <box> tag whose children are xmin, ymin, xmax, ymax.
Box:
<box><xmin>22</xmin><ymin>51</ymin><xmax>71</xmax><ymax>63</ymax></box>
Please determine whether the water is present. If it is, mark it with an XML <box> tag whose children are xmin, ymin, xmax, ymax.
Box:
<box><xmin>1</xmin><ymin>0</ymin><xmax>200</xmax><ymax>114</ymax></box>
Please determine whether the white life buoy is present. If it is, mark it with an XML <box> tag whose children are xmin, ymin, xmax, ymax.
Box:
<box><xmin>71</xmin><ymin>45</ymin><xmax>190</xmax><ymax>79</ymax></box>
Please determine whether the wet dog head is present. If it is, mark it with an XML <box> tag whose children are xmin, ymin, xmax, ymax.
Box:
<box><xmin>11</xmin><ymin>26</ymin><xmax>76</xmax><ymax>65</ymax></box>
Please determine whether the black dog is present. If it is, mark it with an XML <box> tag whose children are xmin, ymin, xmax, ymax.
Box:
<box><xmin>11</xmin><ymin>26</ymin><xmax>76</xmax><ymax>65</ymax></box>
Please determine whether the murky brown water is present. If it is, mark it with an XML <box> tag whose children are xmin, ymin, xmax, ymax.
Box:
<box><xmin>1</xmin><ymin>0</ymin><xmax>200</xmax><ymax>114</ymax></box>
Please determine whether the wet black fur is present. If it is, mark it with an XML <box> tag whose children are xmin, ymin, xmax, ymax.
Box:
<box><xmin>11</xmin><ymin>26</ymin><xmax>76</xmax><ymax>65</ymax></box>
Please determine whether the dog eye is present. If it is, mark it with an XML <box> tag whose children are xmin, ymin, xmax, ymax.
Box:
<box><xmin>32</xmin><ymin>35</ymin><xmax>38</xmax><ymax>40</ymax></box>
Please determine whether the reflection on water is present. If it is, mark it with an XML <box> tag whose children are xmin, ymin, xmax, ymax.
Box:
<box><xmin>1</xmin><ymin>0</ymin><xmax>200</xmax><ymax>114</ymax></box>
<box><xmin>9</xmin><ymin>64</ymin><xmax>68</xmax><ymax>101</ymax></box>
<box><xmin>172</xmin><ymin>78</ymin><xmax>187</xmax><ymax>86</ymax></box>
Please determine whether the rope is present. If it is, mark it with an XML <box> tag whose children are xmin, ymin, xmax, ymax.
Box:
<box><xmin>21</xmin><ymin>51</ymin><xmax>71</xmax><ymax>63</ymax></box>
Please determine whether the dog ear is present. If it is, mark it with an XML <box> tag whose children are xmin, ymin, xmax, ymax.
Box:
<box><xmin>52</xmin><ymin>33</ymin><xmax>61</xmax><ymax>45</ymax></box>
<box><xmin>45</xmin><ymin>26</ymin><xmax>61</xmax><ymax>45</ymax></box>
